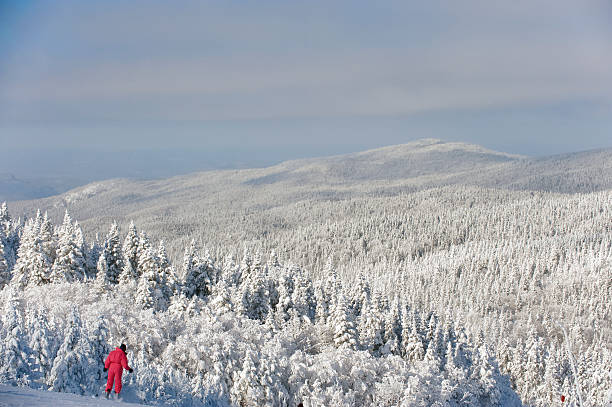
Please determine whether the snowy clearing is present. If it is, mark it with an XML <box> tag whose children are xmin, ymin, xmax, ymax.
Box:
<box><xmin>0</xmin><ymin>384</ymin><xmax>153</xmax><ymax>407</ymax></box>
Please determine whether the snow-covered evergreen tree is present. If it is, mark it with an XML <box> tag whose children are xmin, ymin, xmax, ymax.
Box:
<box><xmin>182</xmin><ymin>240</ymin><xmax>215</xmax><ymax>298</ymax></box>
<box><xmin>402</xmin><ymin>313</ymin><xmax>425</xmax><ymax>362</ymax></box>
<box><xmin>276</xmin><ymin>266</ymin><xmax>295</xmax><ymax>321</ymax></box>
<box><xmin>383</xmin><ymin>296</ymin><xmax>402</xmax><ymax>355</ymax></box>
<box><xmin>156</xmin><ymin>240</ymin><xmax>174</xmax><ymax>305</ymax></box>
<box><xmin>82</xmin><ymin>315</ymin><xmax>110</xmax><ymax>394</ymax></box>
<box><xmin>120</xmin><ymin>221</ymin><xmax>140</xmax><ymax>283</ymax></box>
<box><xmin>181</xmin><ymin>239</ymin><xmax>198</xmax><ymax>296</ymax></box>
<box><xmin>333</xmin><ymin>294</ymin><xmax>359</xmax><ymax>349</ymax></box>
<box><xmin>136</xmin><ymin>244</ymin><xmax>165</xmax><ymax>310</ymax></box>
<box><xmin>239</xmin><ymin>261</ymin><xmax>270</xmax><ymax>321</ymax></box>
<box><xmin>50</xmin><ymin>213</ymin><xmax>86</xmax><ymax>283</ymax></box>
<box><xmin>0</xmin><ymin>294</ymin><xmax>31</xmax><ymax>385</ymax></box>
<box><xmin>28</xmin><ymin>310</ymin><xmax>56</xmax><ymax>382</ymax></box>
<box><xmin>292</xmin><ymin>266</ymin><xmax>316</xmax><ymax>321</ymax></box>
<box><xmin>38</xmin><ymin>213</ymin><xmax>57</xmax><ymax>269</ymax></box>
<box><xmin>231</xmin><ymin>349</ymin><xmax>266</xmax><ymax>406</ymax></box>
<box><xmin>358</xmin><ymin>297</ymin><xmax>385</xmax><ymax>354</ymax></box>
<box><xmin>316</xmin><ymin>258</ymin><xmax>339</xmax><ymax>325</ymax></box>
<box><xmin>84</xmin><ymin>236</ymin><xmax>102</xmax><ymax>280</ymax></box>
<box><xmin>95</xmin><ymin>222</ymin><xmax>123</xmax><ymax>287</ymax></box>
<box><xmin>350</xmin><ymin>272</ymin><xmax>371</xmax><ymax>318</ymax></box>
<box><xmin>0</xmin><ymin>202</ymin><xmax>19</xmax><ymax>270</ymax></box>
<box><xmin>11</xmin><ymin>216</ymin><xmax>52</xmax><ymax>288</ymax></box>
<box><xmin>0</xmin><ymin>238</ymin><xmax>10</xmax><ymax>289</ymax></box>
<box><xmin>47</xmin><ymin>308</ymin><xmax>88</xmax><ymax>394</ymax></box>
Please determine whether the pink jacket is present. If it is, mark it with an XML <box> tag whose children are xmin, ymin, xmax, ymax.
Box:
<box><xmin>104</xmin><ymin>347</ymin><xmax>131</xmax><ymax>371</ymax></box>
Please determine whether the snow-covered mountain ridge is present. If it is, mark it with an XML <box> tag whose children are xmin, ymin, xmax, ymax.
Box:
<box><xmin>8</xmin><ymin>139</ymin><xmax>612</xmax><ymax>237</ymax></box>
<box><xmin>249</xmin><ymin>138</ymin><xmax>522</xmax><ymax>184</ymax></box>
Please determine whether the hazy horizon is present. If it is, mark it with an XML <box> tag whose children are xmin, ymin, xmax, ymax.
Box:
<box><xmin>2</xmin><ymin>1</ymin><xmax>612</xmax><ymax>198</ymax></box>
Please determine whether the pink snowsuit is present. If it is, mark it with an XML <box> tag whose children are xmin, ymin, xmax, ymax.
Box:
<box><xmin>104</xmin><ymin>347</ymin><xmax>131</xmax><ymax>394</ymax></box>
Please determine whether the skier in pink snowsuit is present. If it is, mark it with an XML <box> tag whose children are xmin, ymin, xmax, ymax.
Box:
<box><xmin>104</xmin><ymin>343</ymin><xmax>133</xmax><ymax>398</ymax></box>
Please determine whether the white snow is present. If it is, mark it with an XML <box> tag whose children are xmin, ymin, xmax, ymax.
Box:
<box><xmin>0</xmin><ymin>384</ymin><xmax>153</xmax><ymax>407</ymax></box>
<box><xmin>63</xmin><ymin>182</ymin><xmax>110</xmax><ymax>205</ymax></box>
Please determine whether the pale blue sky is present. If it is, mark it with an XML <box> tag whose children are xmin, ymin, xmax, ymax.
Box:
<box><xmin>1</xmin><ymin>0</ymin><xmax>611</xmax><ymax>182</ymax></box>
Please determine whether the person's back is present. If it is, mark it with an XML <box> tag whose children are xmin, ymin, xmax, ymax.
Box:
<box><xmin>104</xmin><ymin>343</ymin><xmax>133</xmax><ymax>398</ymax></box>
<box><xmin>106</xmin><ymin>347</ymin><xmax>129</xmax><ymax>369</ymax></box>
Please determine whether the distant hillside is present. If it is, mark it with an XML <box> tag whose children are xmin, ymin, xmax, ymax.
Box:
<box><xmin>245</xmin><ymin>139</ymin><xmax>522</xmax><ymax>185</ymax></box>
<box><xmin>6</xmin><ymin>139</ymin><xmax>612</xmax><ymax>259</ymax></box>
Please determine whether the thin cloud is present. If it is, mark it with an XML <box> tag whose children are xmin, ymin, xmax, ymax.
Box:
<box><xmin>1</xmin><ymin>1</ymin><xmax>611</xmax><ymax>123</ymax></box>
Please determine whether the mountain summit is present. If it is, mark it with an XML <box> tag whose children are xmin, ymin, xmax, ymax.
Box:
<box><xmin>247</xmin><ymin>139</ymin><xmax>523</xmax><ymax>185</ymax></box>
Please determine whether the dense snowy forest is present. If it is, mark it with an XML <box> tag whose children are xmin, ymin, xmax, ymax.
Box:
<box><xmin>0</xmin><ymin>187</ymin><xmax>610</xmax><ymax>406</ymax></box>
<box><xmin>0</xmin><ymin>204</ymin><xmax>522</xmax><ymax>406</ymax></box>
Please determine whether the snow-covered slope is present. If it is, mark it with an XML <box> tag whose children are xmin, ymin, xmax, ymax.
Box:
<box><xmin>6</xmin><ymin>140</ymin><xmax>610</xmax><ymax>256</ymax></box>
<box><xmin>0</xmin><ymin>384</ymin><xmax>153</xmax><ymax>407</ymax></box>
<box><xmin>245</xmin><ymin>139</ymin><xmax>522</xmax><ymax>185</ymax></box>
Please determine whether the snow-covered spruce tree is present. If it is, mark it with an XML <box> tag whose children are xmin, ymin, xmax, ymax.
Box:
<box><xmin>315</xmin><ymin>258</ymin><xmax>339</xmax><ymax>325</ymax></box>
<box><xmin>82</xmin><ymin>315</ymin><xmax>111</xmax><ymax>394</ymax></box>
<box><xmin>402</xmin><ymin>312</ymin><xmax>425</xmax><ymax>362</ymax></box>
<box><xmin>292</xmin><ymin>265</ymin><xmax>316</xmax><ymax>322</ymax></box>
<box><xmin>239</xmin><ymin>259</ymin><xmax>270</xmax><ymax>321</ymax></box>
<box><xmin>231</xmin><ymin>349</ymin><xmax>267</xmax><ymax>406</ymax></box>
<box><xmin>333</xmin><ymin>294</ymin><xmax>359</xmax><ymax>349</ymax></box>
<box><xmin>358</xmin><ymin>297</ymin><xmax>385</xmax><ymax>355</ymax></box>
<box><xmin>382</xmin><ymin>296</ymin><xmax>402</xmax><ymax>355</ymax></box>
<box><xmin>181</xmin><ymin>240</ymin><xmax>217</xmax><ymax>299</ymax></box>
<box><xmin>47</xmin><ymin>308</ymin><xmax>88</xmax><ymax>394</ymax></box>
<box><xmin>0</xmin><ymin>238</ymin><xmax>10</xmax><ymax>289</ymax></box>
<box><xmin>350</xmin><ymin>272</ymin><xmax>371</xmax><ymax>318</ymax></box>
<box><xmin>84</xmin><ymin>235</ymin><xmax>102</xmax><ymax>280</ymax></box>
<box><xmin>0</xmin><ymin>202</ymin><xmax>19</xmax><ymax>270</ymax></box>
<box><xmin>0</xmin><ymin>293</ymin><xmax>31</xmax><ymax>385</ymax></box>
<box><xmin>73</xmin><ymin>223</ymin><xmax>88</xmax><ymax>276</ymax></box>
<box><xmin>251</xmin><ymin>250</ymin><xmax>263</xmax><ymax>276</ymax></box>
<box><xmin>120</xmin><ymin>221</ymin><xmax>140</xmax><ymax>284</ymax></box>
<box><xmin>423</xmin><ymin>330</ymin><xmax>442</xmax><ymax>369</ymax></box>
<box><xmin>265</xmin><ymin>259</ymin><xmax>280</xmax><ymax>314</ymax></box>
<box><xmin>136</xmin><ymin>245</ymin><xmax>165</xmax><ymax>310</ymax></box>
<box><xmin>38</xmin><ymin>213</ymin><xmax>57</xmax><ymax>269</ymax></box>
<box><xmin>208</xmin><ymin>279</ymin><xmax>234</xmax><ymax>314</ymax></box>
<box><xmin>181</xmin><ymin>239</ymin><xmax>199</xmax><ymax>297</ymax></box>
<box><xmin>539</xmin><ymin>347</ymin><xmax>562</xmax><ymax>405</ymax></box>
<box><xmin>472</xmin><ymin>345</ymin><xmax>502</xmax><ymax>405</ymax></box>
<box><xmin>276</xmin><ymin>266</ymin><xmax>295</xmax><ymax>321</ymax></box>
<box><xmin>520</xmin><ymin>328</ymin><xmax>546</xmax><ymax>403</ymax></box>
<box><xmin>220</xmin><ymin>253</ymin><xmax>240</xmax><ymax>287</ymax></box>
<box><xmin>399</xmin><ymin>306</ymin><xmax>411</xmax><ymax>357</ymax></box>
<box><xmin>95</xmin><ymin>222</ymin><xmax>123</xmax><ymax>288</ymax></box>
<box><xmin>10</xmin><ymin>216</ymin><xmax>51</xmax><ymax>288</ymax></box>
<box><xmin>50</xmin><ymin>214</ymin><xmax>86</xmax><ymax>284</ymax></box>
<box><xmin>136</xmin><ymin>231</ymin><xmax>152</xmax><ymax>273</ymax></box>
<box><xmin>237</xmin><ymin>247</ymin><xmax>252</xmax><ymax>282</ymax></box>
<box><xmin>258</xmin><ymin>349</ymin><xmax>290</xmax><ymax>406</ymax></box>
<box><xmin>195</xmin><ymin>248</ymin><xmax>216</xmax><ymax>297</ymax></box>
<box><xmin>0</xmin><ymin>201</ymin><xmax>10</xmax><ymax>239</ymax></box>
<box><xmin>156</xmin><ymin>240</ymin><xmax>175</xmax><ymax>304</ymax></box>
<box><xmin>27</xmin><ymin>310</ymin><xmax>56</xmax><ymax>382</ymax></box>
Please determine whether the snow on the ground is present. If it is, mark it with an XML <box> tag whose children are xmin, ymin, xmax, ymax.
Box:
<box><xmin>0</xmin><ymin>384</ymin><xmax>153</xmax><ymax>407</ymax></box>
